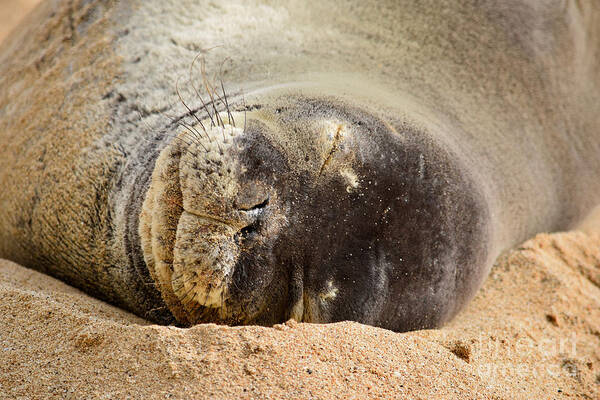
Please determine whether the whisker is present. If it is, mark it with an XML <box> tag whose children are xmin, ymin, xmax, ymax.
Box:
<box><xmin>241</xmin><ymin>90</ymin><xmax>247</xmax><ymax>133</ymax></box>
<box><xmin>176</xmin><ymin>76</ymin><xmax>211</xmax><ymax>143</ymax></box>
<box><xmin>178</xmin><ymin>121</ymin><xmax>209</xmax><ymax>152</ymax></box>
<box><xmin>218</xmin><ymin>57</ymin><xmax>235</xmax><ymax>127</ymax></box>
<box><xmin>200</xmin><ymin>58</ymin><xmax>225</xmax><ymax>129</ymax></box>
<box><xmin>190</xmin><ymin>53</ymin><xmax>216</xmax><ymax>129</ymax></box>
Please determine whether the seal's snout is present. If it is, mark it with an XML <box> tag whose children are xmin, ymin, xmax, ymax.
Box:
<box><xmin>249</xmin><ymin>95</ymin><xmax>491</xmax><ymax>332</ymax></box>
<box><xmin>139</xmin><ymin>94</ymin><xmax>490</xmax><ymax>331</ymax></box>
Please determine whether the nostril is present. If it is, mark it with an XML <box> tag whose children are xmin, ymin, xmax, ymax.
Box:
<box><xmin>235</xmin><ymin>197</ymin><xmax>268</xmax><ymax>243</ymax></box>
<box><xmin>238</xmin><ymin>196</ymin><xmax>269</xmax><ymax>212</ymax></box>
<box><xmin>238</xmin><ymin>221</ymin><xmax>259</xmax><ymax>240</ymax></box>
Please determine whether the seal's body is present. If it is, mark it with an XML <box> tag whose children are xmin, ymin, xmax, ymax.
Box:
<box><xmin>1</xmin><ymin>0</ymin><xmax>599</xmax><ymax>331</ymax></box>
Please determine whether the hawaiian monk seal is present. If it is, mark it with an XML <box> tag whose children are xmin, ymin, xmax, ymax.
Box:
<box><xmin>0</xmin><ymin>0</ymin><xmax>599</xmax><ymax>332</ymax></box>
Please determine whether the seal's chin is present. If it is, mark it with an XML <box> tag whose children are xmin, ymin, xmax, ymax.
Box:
<box><xmin>140</xmin><ymin>93</ymin><xmax>490</xmax><ymax>331</ymax></box>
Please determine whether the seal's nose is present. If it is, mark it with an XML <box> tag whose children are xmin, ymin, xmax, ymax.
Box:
<box><xmin>255</xmin><ymin>95</ymin><xmax>491</xmax><ymax>332</ymax></box>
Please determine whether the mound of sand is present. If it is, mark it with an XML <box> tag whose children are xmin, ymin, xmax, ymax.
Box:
<box><xmin>1</xmin><ymin>230</ymin><xmax>599</xmax><ymax>399</ymax></box>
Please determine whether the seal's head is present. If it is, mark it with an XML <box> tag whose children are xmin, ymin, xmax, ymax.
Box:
<box><xmin>140</xmin><ymin>91</ymin><xmax>490</xmax><ymax>332</ymax></box>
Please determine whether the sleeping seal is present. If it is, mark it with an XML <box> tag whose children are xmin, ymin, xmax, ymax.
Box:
<box><xmin>0</xmin><ymin>0</ymin><xmax>599</xmax><ymax>331</ymax></box>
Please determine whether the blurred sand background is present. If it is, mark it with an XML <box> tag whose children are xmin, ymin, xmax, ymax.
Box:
<box><xmin>1</xmin><ymin>1</ymin><xmax>599</xmax><ymax>399</ymax></box>
<box><xmin>0</xmin><ymin>0</ymin><xmax>40</xmax><ymax>40</ymax></box>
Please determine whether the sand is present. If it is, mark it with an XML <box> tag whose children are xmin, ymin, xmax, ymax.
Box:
<box><xmin>0</xmin><ymin>0</ymin><xmax>40</xmax><ymax>41</ymax></box>
<box><xmin>1</xmin><ymin>2</ymin><xmax>599</xmax><ymax>399</ymax></box>
<box><xmin>1</xmin><ymin>230</ymin><xmax>599</xmax><ymax>399</ymax></box>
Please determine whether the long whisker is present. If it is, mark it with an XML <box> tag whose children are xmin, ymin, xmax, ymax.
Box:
<box><xmin>190</xmin><ymin>53</ymin><xmax>217</xmax><ymax>129</ymax></box>
<box><xmin>175</xmin><ymin>76</ymin><xmax>211</xmax><ymax>142</ymax></box>
<box><xmin>200</xmin><ymin>58</ymin><xmax>225</xmax><ymax>129</ymax></box>
<box><xmin>218</xmin><ymin>57</ymin><xmax>235</xmax><ymax>127</ymax></box>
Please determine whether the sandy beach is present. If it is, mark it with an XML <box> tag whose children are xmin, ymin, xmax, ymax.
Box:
<box><xmin>1</xmin><ymin>2</ymin><xmax>599</xmax><ymax>399</ymax></box>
